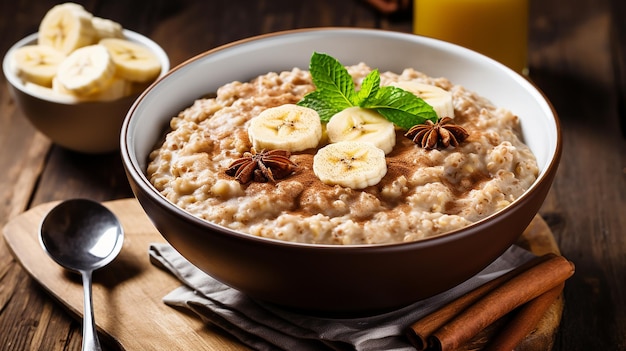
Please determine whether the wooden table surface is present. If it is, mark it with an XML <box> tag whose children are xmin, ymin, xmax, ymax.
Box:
<box><xmin>1</xmin><ymin>0</ymin><xmax>624</xmax><ymax>350</ymax></box>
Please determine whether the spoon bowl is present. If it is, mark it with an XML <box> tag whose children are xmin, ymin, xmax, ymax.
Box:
<box><xmin>40</xmin><ymin>198</ymin><xmax>124</xmax><ymax>351</ymax></box>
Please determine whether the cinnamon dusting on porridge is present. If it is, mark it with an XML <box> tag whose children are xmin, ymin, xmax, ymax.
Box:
<box><xmin>147</xmin><ymin>63</ymin><xmax>538</xmax><ymax>245</ymax></box>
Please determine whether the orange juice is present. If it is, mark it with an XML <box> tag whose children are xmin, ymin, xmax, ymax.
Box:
<box><xmin>414</xmin><ymin>0</ymin><xmax>529</xmax><ymax>74</ymax></box>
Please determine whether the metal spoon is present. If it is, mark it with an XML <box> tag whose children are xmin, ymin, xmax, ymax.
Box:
<box><xmin>39</xmin><ymin>199</ymin><xmax>124</xmax><ymax>351</ymax></box>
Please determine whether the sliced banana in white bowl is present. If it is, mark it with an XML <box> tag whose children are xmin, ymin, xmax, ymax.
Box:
<box><xmin>99</xmin><ymin>38</ymin><xmax>163</xmax><ymax>83</ymax></box>
<box><xmin>9</xmin><ymin>45</ymin><xmax>66</xmax><ymax>87</ymax></box>
<box><xmin>3</xmin><ymin>30</ymin><xmax>169</xmax><ymax>153</ymax></box>
<box><xmin>92</xmin><ymin>16</ymin><xmax>124</xmax><ymax>40</ymax></box>
<box><xmin>38</xmin><ymin>2</ymin><xmax>97</xmax><ymax>55</ymax></box>
<box><xmin>56</xmin><ymin>44</ymin><xmax>116</xmax><ymax>96</ymax></box>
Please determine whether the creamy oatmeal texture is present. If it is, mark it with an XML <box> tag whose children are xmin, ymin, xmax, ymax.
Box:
<box><xmin>147</xmin><ymin>64</ymin><xmax>539</xmax><ymax>245</ymax></box>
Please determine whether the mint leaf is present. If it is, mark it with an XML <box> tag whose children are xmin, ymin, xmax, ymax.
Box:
<box><xmin>298</xmin><ymin>90</ymin><xmax>343</xmax><ymax>122</ymax></box>
<box><xmin>297</xmin><ymin>52</ymin><xmax>438</xmax><ymax>130</ymax></box>
<box><xmin>362</xmin><ymin>86</ymin><xmax>438</xmax><ymax>130</ymax></box>
<box><xmin>354</xmin><ymin>69</ymin><xmax>380</xmax><ymax>105</ymax></box>
<box><xmin>308</xmin><ymin>52</ymin><xmax>356</xmax><ymax>109</ymax></box>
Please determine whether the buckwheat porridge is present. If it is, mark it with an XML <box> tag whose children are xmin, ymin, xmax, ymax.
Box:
<box><xmin>147</xmin><ymin>62</ymin><xmax>539</xmax><ymax>245</ymax></box>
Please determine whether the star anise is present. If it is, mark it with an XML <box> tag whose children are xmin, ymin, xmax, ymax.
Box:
<box><xmin>405</xmin><ymin>117</ymin><xmax>469</xmax><ymax>150</ymax></box>
<box><xmin>225</xmin><ymin>148</ymin><xmax>298</xmax><ymax>184</ymax></box>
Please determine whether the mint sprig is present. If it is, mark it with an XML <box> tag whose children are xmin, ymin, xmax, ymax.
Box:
<box><xmin>297</xmin><ymin>52</ymin><xmax>437</xmax><ymax>130</ymax></box>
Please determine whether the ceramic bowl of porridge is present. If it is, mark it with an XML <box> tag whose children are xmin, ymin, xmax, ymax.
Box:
<box><xmin>3</xmin><ymin>3</ymin><xmax>169</xmax><ymax>153</ymax></box>
<box><xmin>121</xmin><ymin>28</ymin><xmax>561</xmax><ymax>315</ymax></box>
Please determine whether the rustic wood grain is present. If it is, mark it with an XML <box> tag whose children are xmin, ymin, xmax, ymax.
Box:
<box><xmin>3</xmin><ymin>199</ymin><xmax>245</xmax><ymax>351</ymax></box>
<box><xmin>529</xmin><ymin>1</ymin><xmax>626</xmax><ymax>350</ymax></box>
<box><xmin>2</xmin><ymin>199</ymin><xmax>561</xmax><ymax>351</ymax></box>
<box><xmin>611</xmin><ymin>0</ymin><xmax>626</xmax><ymax>137</ymax></box>
<box><xmin>0</xmin><ymin>0</ymin><xmax>624</xmax><ymax>350</ymax></box>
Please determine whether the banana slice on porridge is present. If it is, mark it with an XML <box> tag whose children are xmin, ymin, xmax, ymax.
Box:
<box><xmin>388</xmin><ymin>81</ymin><xmax>455</xmax><ymax>119</ymax></box>
<box><xmin>248</xmin><ymin>104</ymin><xmax>323</xmax><ymax>152</ymax></box>
<box><xmin>325</xmin><ymin>106</ymin><xmax>396</xmax><ymax>154</ymax></box>
<box><xmin>313</xmin><ymin>140</ymin><xmax>387</xmax><ymax>189</ymax></box>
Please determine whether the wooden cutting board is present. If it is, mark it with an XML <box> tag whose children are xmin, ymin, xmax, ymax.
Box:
<box><xmin>2</xmin><ymin>198</ymin><xmax>562</xmax><ymax>350</ymax></box>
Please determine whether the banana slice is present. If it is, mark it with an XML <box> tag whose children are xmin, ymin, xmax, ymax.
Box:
<box><xmin>53</xmin><ymin>76</ymin><xmax>129</xmax><ymax>101</ymax></box>
<box><xmin>10</xmin><ymin>45</ymin><xmax>66</xmax><ymax>87</ymax></box>
<box><xmin>92</xmin><ymin>17</ymin><xmax>124</xmax><ymax>39</ymax></box>
<box><xmin>313</xmin><ymin>141</ymin><xmax>387</xmax><ymax>189</ymax></box>
<box><xmin>38</xmin><ymin>2</ymin><xmax>97</xmax><ymax>55</ymax></box>
<box><xmin>389</xmin><ymin>81</ymin><xmax>455</xmax><ymax>119</ymax></box>
<box><xmin>325</xmin><ymin>106</ymin><xmax>396</xmax><ymax>154</ymax></box>
<box><xmin>99</xmin><ymin>38</ymin><xmax>162</xmax><ymax>82</ymax></box>
<box><xmin>23</xmin><ymin>81</ymin><xmax>80</xmax><ymax>103</ymax></box>
<box><xmin>248</xmin><ymin>104</ymin><xmax>323</xmax><ymax>152</ymax></box>
<box><xmin>56</xmin><ymin>44</ymin><xmax>116</xmax><ymax>96</ymax></box>
<box><xmin>101</xmin><ymin>77</ymin><xmax>133</xmax><ymax>100</ymax></box>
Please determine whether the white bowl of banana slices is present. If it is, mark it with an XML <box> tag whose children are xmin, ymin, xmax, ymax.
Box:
<box><xmin>2</xmin><ymin>2</ymin><xmax>169</xmax><ymax>154</ymax></box>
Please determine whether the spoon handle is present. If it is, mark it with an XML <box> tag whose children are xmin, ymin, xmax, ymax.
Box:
<box><xmin>81</xmin><ymin>270</ymin><xmax>102</xmax><ymax>351</ymax></box>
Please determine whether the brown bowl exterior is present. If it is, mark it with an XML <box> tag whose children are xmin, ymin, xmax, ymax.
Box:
<box><xmin>121</xmin><ymin>28</ymin><xmax>561</xmax><ymax>315</ymax></box>
<box><xmin>128</xmin><ymin>167</ymin><xmax>557</xmax><ymax>315</ymax></box>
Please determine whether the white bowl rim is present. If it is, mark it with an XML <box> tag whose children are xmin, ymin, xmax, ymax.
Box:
<box><xmin>121</xmin><ymin>27</ymin><xmax>562</xmax><ymax>250</ymax></box>
<box><xmin>2</xmin><ymin>29</ymin><xmax>170</xmax><ymax>105</ymax></box>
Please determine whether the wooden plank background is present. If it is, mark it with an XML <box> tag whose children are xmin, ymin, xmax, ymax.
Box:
<box><xmin>1</xmin><ymin>0</ymin><xmax>624</xmax><ymax>349</ymax></box>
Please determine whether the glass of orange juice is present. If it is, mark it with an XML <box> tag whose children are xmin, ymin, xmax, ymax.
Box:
<box><xmin>413</xmin><ymin>0</ymin><xmax>529</xmax><ymax>74</ymax></box>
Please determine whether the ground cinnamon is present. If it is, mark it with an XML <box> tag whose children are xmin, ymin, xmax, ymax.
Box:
<box><xmin>483</xmin><ymin>282</ymin><xmax>564</xmax><ymax>351</ymax></box>
<box><xmin>428</xmin><ymin>255</ymin><xmax>574</xmax><ymax>351</ymax></box>
<box><xmin>405</xmin><ymin>253</ymin><xmax>554</xmax><ymax>350</ymax></box>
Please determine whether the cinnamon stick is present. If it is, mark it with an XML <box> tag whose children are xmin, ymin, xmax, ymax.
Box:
<box><xmin>405</xmin><ymin>253</ymin><xmax>554</xmax><ymax>350</ymax></box>
<box><xmin>363</xmin><ymin>0</ymin><xmax>410</xmax><ymax>14</ymax></box>
<box><xmin>483</xmin><ymin>282</ymin><xmax>564</xmax><ymax>351</ymax></box>
<box><xmin>428</xmin><ymin>255</ymin><xmax>574</xmax><ymax>351</ymax></box>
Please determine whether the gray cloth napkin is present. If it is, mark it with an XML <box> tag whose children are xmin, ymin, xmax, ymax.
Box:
<box><xmin>149</xmin><ymin>243</ymin><xmax>535</xmax><ymax>351</ymax></box>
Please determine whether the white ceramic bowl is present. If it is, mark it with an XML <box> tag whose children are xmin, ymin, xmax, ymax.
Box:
<box><xmin>121</xmin><ymin>28</ymin><xmax>561</xmax><ymax>315</ymax></box>
<box><xmin>3</xmin><ymin>30</ymin><xmax>169</xmax><ymax>154</ymax></box>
